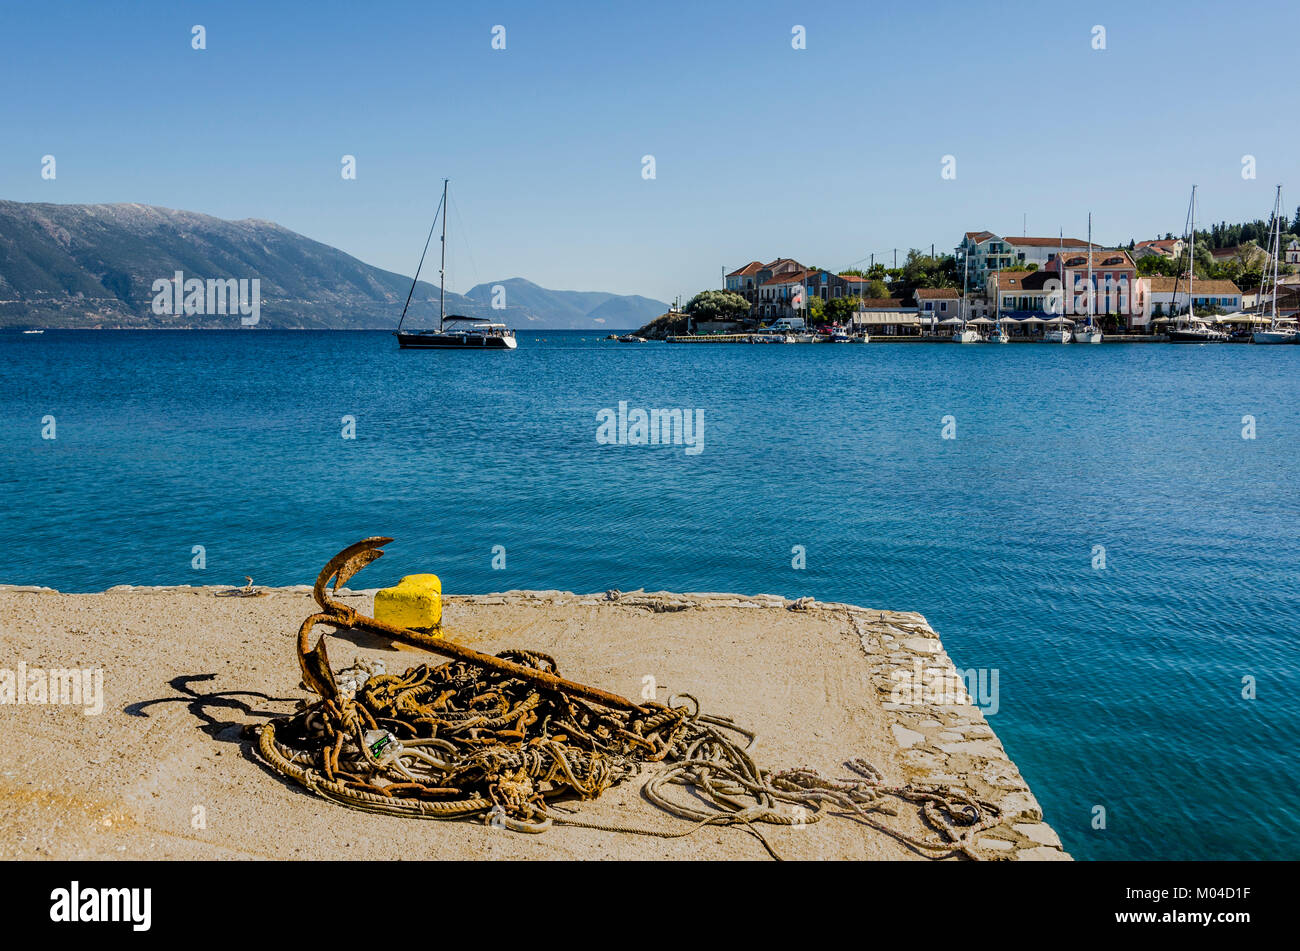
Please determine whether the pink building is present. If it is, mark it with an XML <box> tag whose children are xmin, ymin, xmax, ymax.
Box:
<box><xmin>1045</xmin><ymin>248</ymin><xmax>1146</xmax><ymax>324</ymax></box>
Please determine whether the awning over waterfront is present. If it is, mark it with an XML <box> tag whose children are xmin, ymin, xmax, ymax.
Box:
<box><xmin>856</xmin><ymin>312</ymin><xmax>921</xmax><ymax>326</ymax></box>
<box><xmin>1214</xmin><ymin>312</ymin><xmax>1273</xmax><ymax>324</ymax></box>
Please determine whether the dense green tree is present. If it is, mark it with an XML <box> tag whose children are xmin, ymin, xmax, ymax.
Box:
<box><xmin>684</xmin><ymin>289</ymin><xmax>749</xmax><ymax>321</ymax></box>
<box><xmin>824</xmin><ymin>296</ymin><xmax>860</xmax><ymax>323</ymax></box>
<box><xmin>805</xmin><ymin>295</ymin><xmax>826</xmax><ymax>325</ymax></box>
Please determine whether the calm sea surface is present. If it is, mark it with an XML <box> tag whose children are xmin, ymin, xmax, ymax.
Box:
<box><xmin>1</xmin><ymin>329</ymin><xmax>1297</xmax><ymax>860</ymax></box>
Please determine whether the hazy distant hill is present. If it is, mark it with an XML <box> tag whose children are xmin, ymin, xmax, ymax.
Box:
<box><xmin>0</xmin><ymin>201</ymin><xmax>665</xmax><ymax>330</ymax></box>
<box><xmin>463</xmin><ymin>277</ymin><xmax>666</xmax><ymax>329</ymax></box>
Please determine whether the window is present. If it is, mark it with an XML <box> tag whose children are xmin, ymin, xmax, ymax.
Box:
<box><xmin>940</xmin><ymin>302</ymin><xmax>947</xmax><ymax>312</ymax></box>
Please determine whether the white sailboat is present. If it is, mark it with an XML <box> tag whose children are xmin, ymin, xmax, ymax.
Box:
<box><xmin>1043</xmin><ymin>322</ymin><xmax>1072</xmax><ymax>344</ymax></box>
<box><xmin>989</xmin><ymin>267</ymin><xmax>1011</xmax><ymax>343</ymax></box>
<box><xmin>396</xmin><ymin>180</ymin><xmax>517</xmax><ymax>350</ymax></box>
<box><xmin>1253</xmin><ymin>185</ymin><xmax>1298</xmax><ymax>344</ymax></box>
<box><xmin>1074</xmin><ymin>213</ymin><xmax>1104</xmax><ymax>343</ymax></box>
<box><xmin>953</xmin><ymin>251</ymin><xmax>983</xmax><ymax>342</ymax></box>
<box><xmin>1168</xmin><ymin>185</ymin><xmax>1228</xmax><ymax>343</ymax></box>
<box><xmin>1042</xmin><ymin>228</ymin><xmax>1071</xmax><ymax>343</ymax></box>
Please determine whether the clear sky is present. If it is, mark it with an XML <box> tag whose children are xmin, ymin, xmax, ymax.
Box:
<box><xmin>3</xmin><ymin>0</ymin><xmax>1298</xmax><ymax>303</ymax></box>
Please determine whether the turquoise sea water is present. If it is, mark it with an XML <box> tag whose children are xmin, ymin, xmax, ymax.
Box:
<box><xmin>1</xmin><ymin>329</ymin><xmax>1297</xmax><ymax>860</ymax></box>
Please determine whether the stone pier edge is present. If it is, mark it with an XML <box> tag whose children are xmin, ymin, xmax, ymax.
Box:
<box><xmin>1</xmin><ymin>582</ymin><xmax>1071</xmax><ymax>860</ymax></box>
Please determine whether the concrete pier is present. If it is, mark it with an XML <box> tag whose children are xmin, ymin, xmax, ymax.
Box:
<box><xmin>0</xmin><ymin>585</ymin><xmax>1068</xmax><ymax>860</ymax></box>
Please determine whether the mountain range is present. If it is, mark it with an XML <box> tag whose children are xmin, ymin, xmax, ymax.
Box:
<box><xmin>0</xmin><ymin>200</ymin><xmax>667</xmax><ymax>330</ymax></box>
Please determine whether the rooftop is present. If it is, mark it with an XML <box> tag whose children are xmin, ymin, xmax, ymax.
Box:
<box><xmin>1005</xmin><ymin>236</ymin><xmax>1097</xmax><ymax>248</ymax></box>
<box><xmin>1145</xmin><ymin>277</ymin><xmax>1242</xmax><ymax>294</ymax></box>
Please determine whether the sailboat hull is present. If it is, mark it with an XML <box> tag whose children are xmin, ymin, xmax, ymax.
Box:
<box><xmin>1167</xmin><ymin>328</ymin><xmax>1227</xmax><ymax>343</ymax></box>
<box><xmin>397</xmin><ymin>332</ymin><xmax>517</xmax><ymax>349</ymax></box>
<box><xmin>1252</xmin><ymin>330</ymin><xmax>1299</xmax><ymax>344</ymax></box>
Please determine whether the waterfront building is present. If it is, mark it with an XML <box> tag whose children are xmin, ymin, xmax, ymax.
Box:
<box><xmin>756</xmin><ymin>270</ymin><xmax>811</xmax><ymax>319</ymax></box>
<box><xmin>914</xmin><ymin>287</ymin><xmax>960</xmax><ymax>318</ymax></box>
<box><xmin>955</xmin><ymin>230</ymin><xmax>1096</xmax><ymax>291</ymax></box>
<box><xmin>800</xmin><ymin>269</ymin><xmax>852</xmax><ymax>302</ymax></box>
<box><xmin>988</xmin><ymin>269</ymin><xmax>1054</xmax><ymax>315</ymax></box>
<box><xmin>727</xmin><ymin>258</ymin><xmax>806</xmax><ymax>316</ymax></box>
<box><xmin>1143</xmin><ymin>277</ymin><xmax>1243</xmax><ymax>318</ymax></box>
<box><xmin>1045</xmin><ymin>248</ymin><xmax>1145</xmax><ymax>327</ymax></box>
<box><xmin>850</xmin><ymin>298</ymin><xmax>922</xmax><ymax>336</ymax></box>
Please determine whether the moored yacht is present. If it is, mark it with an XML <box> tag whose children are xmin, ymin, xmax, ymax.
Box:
<box><xmin>1252</xmin><ymin>185</ymin><xmax>1298</xmax><ymax>344</ymax></box>
<box><xmin>1167</xmin><ymin>320</ymin><xmax>1229</xmax><ymax>343</ymax></box>
<box><xmin>1167</xmin><ymin>185</ymin><xmax>1227</xmax><ymax>344</ymax></box>
<box><xmin>1253</xmin><ymin>324</ymin><xmax>1299</xmax><ymax>344</ymax></box>
<box><xmin>953</xmin><ymin>248</ymin><xmax>983</xmax><ymax>342</ymax></box>
<box><xmin>1072</xmin><ymin>214</ymin><xmax>1104</xmax><ymax>343</ymax></box>
<box><xmin>398</xmin><ymin>315</ymin><xmax>518</xmax><ymax>349</ymax></box>
<box><xmin>1043</xmin><ymin>319</ymin><xmax>1072</xmax><ymax>344</ymax></box>
<box><xmin>395</xmin><ymin>179</ymin><xmax>517</xmax><ymax>351</ymax></box>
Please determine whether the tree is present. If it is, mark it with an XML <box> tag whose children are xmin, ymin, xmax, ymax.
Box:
<box><xmin>866</xmin><ymin>279</ymin><xmax>890</xmax><ymax>299</ymax></box>
<box><xmin>684</xmin><ymin>289</ymin><xmax>749</xmax><ymax>322</ymax></box>
<box><xmin>805</xmin><ymin>295</ymin><xmax>826</xmax><ymax>325</ymax></box>
<box><xmin>824</xmin><ymin>296</ymin><xmax>859</xmax><ymax>323</ymax></box>
<box><xmin>1292</xmin><ymin>206</ymin><xmax>1300</xmax><ymax>235</ymax></box>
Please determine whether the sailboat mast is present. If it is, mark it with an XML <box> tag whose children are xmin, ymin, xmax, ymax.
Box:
<box><xmin>1188</xmin><ymin>185</ymin><xmax>1196</xmax><ymax>321</ymax></box>
<box><xmin>1272</xmin><ymin>185</ymin><xmax>1281</xmax><ymax>327</ymax></box>
<box><xmin>962</xmin><ymin>242</ymin><xmax>968</xmax><ymax>325</ymax></box>
<box><xmin>1058</xmin><ymin>228</ymin><xmax>1063</xmax><ymax>320</ymax></box>
<box><xmin>438</xmin><ymin>178</ymin><xmax>448</xmax><ymax>333</ymax></box>
<box><xmin>1087</xmin><ymin>213</ymin><xmax>1094</xmax><ymax>327</ymax></box>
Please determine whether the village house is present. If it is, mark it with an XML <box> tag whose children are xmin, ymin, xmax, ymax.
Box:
<box><xmin>800</xmin><ymin>269</ymin><xmax>852</xmax><ymax>301</ymax></box>
<box><xmin>1209</xmin><ymin>244</ymin><xmax>1269</xmax><ymax>269</ymax></box>
<box><xmin>1143</xmin><ymin>277</ymin><xmax>1243</xmax><ymax>318</ymax></box>
<box><xmin>850</xmin><ymin>298</ymin><xmax>922</xmax><ymax>337</ymax></box>
<box><xmin>838</xmin><ymin>274</ymin><xmax>874</xmax><ymax>297</ymax></box>
<box><xmin>914</xmin><ymin>287</ymin><xmax>960</xmax><ymax>319</ymax></box>
<box><xmin>955</xmin><ymin>230</ymin><xmax>1096</xmax><ymax>291</ymax></box>
<box><xmin>1284</xmin><ymin>239</ymin><xmax>1300</xmax><ymax>267</ymax></box>
<box><xmin>1133</xmin><ymin>238</ymin><xmax>1186</xmax><ymax>260</ymax></box>
<box><xmin>1045</xmin><ymin>248</ymin><xmax>1145</xmax><ymax>325</ymax></box>
<box><xmin>756</xmin><ymin>269</ymin><xmax>809</xmax><ymax>319</ymax></box>
<box><xmin>987</xmin><ymin>270</ymin><xmax>1056</xmax><ymax>316</ymax></box>
<box><xmin>726</xmin><ymin>258</ymin><xmax>805</xmax><ymax>311</ymax></box>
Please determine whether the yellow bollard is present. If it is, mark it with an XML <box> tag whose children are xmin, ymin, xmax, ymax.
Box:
<box><xmin>374</xmin><ymin>574</ymin><xmax>443</xmax><ymax>639</ymax></box>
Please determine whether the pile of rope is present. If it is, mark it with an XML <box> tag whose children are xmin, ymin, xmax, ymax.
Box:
<box><xmin>256</xmin><ymin>649</ymin><xmax>1002</xmax><ymax>858</ymax></box>
<box><xmin>254</xmin><ymin>538</ymin><xmax>1004</xmax><ymax>859</ymax></box>
<box><xmin>257</xmin><ymin>651</ymin><xmax>693</xmax><ymax>832</ymax></box>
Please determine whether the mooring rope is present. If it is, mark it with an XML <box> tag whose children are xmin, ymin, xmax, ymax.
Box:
<box><xmin>254</xmin><ymin>652</ymin><xmax>1000</xmax><ymax>860</ymax></box>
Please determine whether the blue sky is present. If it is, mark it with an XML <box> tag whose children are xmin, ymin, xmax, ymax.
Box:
<box><xmin>3</xmin><ymin>0</ymin><xmax>1298</xmax><ymax>302</ymax></box>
